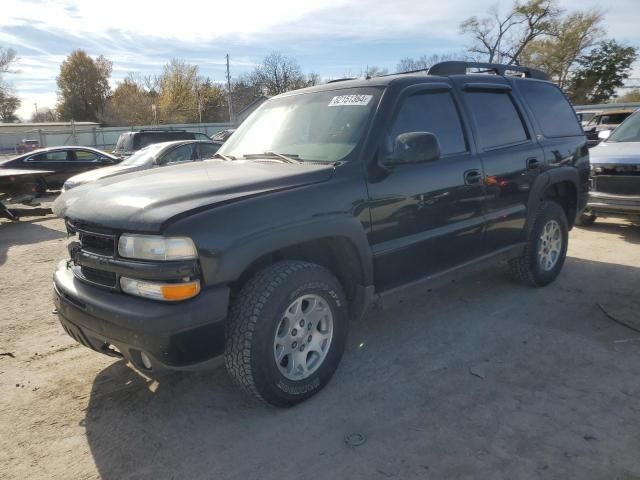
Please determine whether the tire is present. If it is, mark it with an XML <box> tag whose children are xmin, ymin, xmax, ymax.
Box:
<box><xmin>509</xmin><ymin>201</ymin><xmax>568</xmax><ymax>287</ymax></box>
<box><xmin>35</xmin><ymin>178</ymin><xmax>47</xmax><ymax>197</ymax></box>
<box><xmin>575</xmin><ymin>210</ymin><xmax>597</xmax><ymax>227</ymax></box>
<box><xmin>225</xmin><ymin>260</ymin><xmax>349</xmax><ymax>407</ymax></box>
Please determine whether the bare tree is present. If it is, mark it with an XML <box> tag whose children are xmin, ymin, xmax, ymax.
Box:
<box><xmin>396</xmin><ymin>54</ymin><xmax>455</xmax><ymax>72</ymax></box>
<box><xmin>0</xmin><ymin>47</ymin><xmax>18</xmax><ymax>94</ymax></box>
<box><xmin>251</xmin><ymin>53</ymin><xmax>309</xmax><ymax>96</ymax></box>
<box><xmin>460</xmin><ymin>0</ymin><xmax>560</xmax><ymax>65</ymax></box>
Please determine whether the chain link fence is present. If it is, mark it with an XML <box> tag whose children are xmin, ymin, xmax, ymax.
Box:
<box><xmin>0</xmin><ymin>122</ymin><xmax>234</xmax><ymax>155</ymax></box>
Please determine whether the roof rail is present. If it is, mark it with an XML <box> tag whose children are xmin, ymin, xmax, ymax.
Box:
<box><xmin>427</xmin><ymin>61</ymin><xmax>550</xmax><ymax>81</ymax></box>
<box><xmin>327</xmin><ymin>78</ymin><xmax>357</xmax><ymax>84</ymax></box>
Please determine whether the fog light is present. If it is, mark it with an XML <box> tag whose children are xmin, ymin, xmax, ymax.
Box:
<box><xmin>140</xmin><ymin>351</ymin><xmax>153</xmax><ymax>370</ymax></box>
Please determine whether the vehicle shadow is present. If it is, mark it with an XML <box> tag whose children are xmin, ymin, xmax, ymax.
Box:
<box><xmin>0</xmin><ymin>219</ymin><xmax>65</xmax><ymax>265</ymax></box>
<box><xmin>576</xmin><ymin>219</ymin><xmax>640</xmax><ymax>245</ymax></box>
<box><xmin>83</xmin><ymin>256</ymin><xmax>640</xmax><ymax>480</ymax></box>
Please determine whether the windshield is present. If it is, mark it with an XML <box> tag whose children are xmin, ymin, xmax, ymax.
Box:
<box><xmin>218</xmin><ymin>88</ymin><xmax>381</xmax><ymax>163</ymax></box>
<box><xmin>120</xmin><ymin>143</ymin><xmax>166</xmax><ymax>166</ymax></box>
<box><xmin>607</xmin><ymin>111</ymin><xmax>640</xmax><ymax>143</ymax></box>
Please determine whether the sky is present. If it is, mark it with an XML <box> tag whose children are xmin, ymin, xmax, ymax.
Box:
<box><xmin>2</xmin><ymin>0</ymin><xmax>640</xmax><ymax>120</ymax></box>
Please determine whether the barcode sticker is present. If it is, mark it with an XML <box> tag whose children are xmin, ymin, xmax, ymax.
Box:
<box><xmin>328</xmin><ymin>95</ymin><xmax>373</xmax><ymax>107</ymax></box>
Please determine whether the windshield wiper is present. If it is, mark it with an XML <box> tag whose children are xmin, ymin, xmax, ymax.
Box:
<box><xmin>212</xmin><ymin>153</ymin><xmax>236</xmax><ymax>161</ymax></box>
<box><xmin>242</xmin><ymin>152</ymin><xmax>302</xmax><ymax>163</ymax></box>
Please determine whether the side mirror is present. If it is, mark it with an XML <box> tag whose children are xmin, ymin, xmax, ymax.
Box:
<box><xmin>386</xmin><ymin>132</ymin><xmax>440</xmax><ymax>165</ymax></box>
<box><xmin>598</xmin><ymin>129</ymin><xmax>611</xmax><ymax>141</ymax></box>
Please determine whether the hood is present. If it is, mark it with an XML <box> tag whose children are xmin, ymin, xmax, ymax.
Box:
<box><xmin>590</xmin><ymin>142</ymin><xmax>640</xmax><ymax>165</ymax></box>
<box><xmin>54</xmin><ymin>160</ymin><xmax>335</xmax><ymax>231</ymax></box>
<box><xmin>65</xmin><ymin>164</ymin><xmax>143</xmax><ymax>187</ymax></box>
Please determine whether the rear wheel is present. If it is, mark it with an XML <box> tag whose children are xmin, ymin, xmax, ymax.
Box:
<box><xmin>225</xmin><ymin>260</ymin><xmax>348</xmax><ymax>407</ymax></box>
<box><xmin>510</xmin><ymin>201</ymin><xmax>568</xmax><ymax>287</ymax></box>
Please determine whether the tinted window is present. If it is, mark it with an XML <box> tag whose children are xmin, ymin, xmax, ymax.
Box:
<box><xmin>519</xmin><ymin>81</ymin><xmax>582</xmax><ymax>138</ymax></box>
<box><xmin>160</xmin><ymin>144</ymin><xmax>193</xmax><ymax>164</ymax></box>
<box><xmin>390</xmin><ymin>91</ymin><xmax>467</xmax><ymax>156</ymax></box>
<box><xmin>599</xmin><ymin>113</ymin><xmax>631</xmax><ymax>125</ymax></box>
<box><xmin>74</xmin><ymin>150</ymin><xmax>101</xmax><ymax>162</ymax></box>
<box><xmin>465</xmin><ymin>91</ymin><xmax>528</xmax><ymax>149</ymax></box>
<box><xmin>135</xmin><ymin>132</ymin><xmax>194</xmax><ymax>149</ymax></box>
<box><xmin>30</xmin><ymin>151</ymin><xmax>69</xmax><ymax>162</ymax></box>
<box><xmin>197</xmin><ymin>143</ymin><xmax>220</xmax><ymax>159</ymax></box>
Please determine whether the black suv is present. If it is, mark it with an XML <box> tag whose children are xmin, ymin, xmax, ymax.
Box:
<box><xmin>53</xmin><ymin>62</ymin><xmax>589</xmax><ymax>407</ymax></box>
<box><xmin>113</xmin><ymin>129</ymin><xmax>211</xmax><ymax>158</ymax></box>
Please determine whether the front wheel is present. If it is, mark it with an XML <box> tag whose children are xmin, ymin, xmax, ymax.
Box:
<box><xmin>510</xmin><ymin>201</ymin><xmax>568</xmax><ymax>287</ymax></box>
<box><xmin>225</xmin><ymin>260</ymin><xmax>348</xmax><ymax>407</ymax></box>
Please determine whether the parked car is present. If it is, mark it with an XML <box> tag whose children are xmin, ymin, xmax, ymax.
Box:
<box><xmin>113</xmin><ymin>129</ymin><xmax>211</xmax><ymax>158</ymax></box>
<box><xmin>584</xmin><ymin>109</ymin><xmax>635</xmax><ymax>147</ymax></box>
<box><xmin>62</xmin><ymin>140</ymin><xmax>221</xmax><ymax>191</ymax></box>
<box><xmin>578</xmin><ymin>110</ymin><xmax>640</xmax><ymax>225</ymax></box>
<box><xmin>575</xmin><ymin>110</ymin><xmax>600</xmax><ymax>128</ymax></box>
<box><xmin>15</xmin><ymin>139</ymin><xmax>40</xmax><ymax>154</ymax></box>
<box><xmin>211</xmin><ymin>129</ymin><xmax>235</xmax><ymax>143</ymax></box>
<box><xmin>0</xmin><ymin>146</ymin><xmax>119</xmax><ymax>193</ymax></box>
<box><xmin>53</xmin><ymin>61</ymin><xmax>588</xmax><ymax>407</ymax></box>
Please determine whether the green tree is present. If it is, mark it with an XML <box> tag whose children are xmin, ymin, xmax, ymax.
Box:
<box><xmin>197</xmin><ymin>79</ymin><xmax>228</xmax><ymax>123</ymax></box>
<box><xmin>56</xmin><ymin>50</ymin><xmax>112</xmax><ymax>122</ymax></box>
<box><xmin>521</xmin><ymin>10</ymin><xmax>603</xmax><ymax>86</ymax></box>
<box><xmin>566</xmin><ymin>40</ymin><xmax>638</xmax><ymax>104</ymax></box>
<box><xmin>0</xmin><ymin>90</ymin><xmax>20</xmax><ymax>122</ymax></box>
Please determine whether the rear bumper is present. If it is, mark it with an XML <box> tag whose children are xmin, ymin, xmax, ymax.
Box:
<box><xmin>53</xmin><ymin>260</ymin><xmax>230</xmax><ymax>371</ymax></box>
<box><xmin>586</xmin><ymin>192</ymin><xmax>640</xmax><ymax>218</ymax></box>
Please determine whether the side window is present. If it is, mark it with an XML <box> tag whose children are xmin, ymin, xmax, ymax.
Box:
<box><xmin>74</xmin><ymin>150</ymin><xmax>100</xmax><ymax>162</ymax></box>
<box><xmin>390</xmin><ymin>91</ymin><xmax>467</xmax><ymax>156</ymax></box>
<box><xmin>34</xmin><ymin>151</ymin><xmax>69</xmax><ymax>162</ymax></box>
<box><xmin>197</xmin><ymin>143</ymin><xmax>220</xmax><ymax>159</ymax></box>
<box><xmin>160</xmin><ymin>144</ymin><xmax>194</xmax><ymax>165</ymax></box>
<box><xmin>465</xmin><ymin>91</ymin><xmax>528</xmax><ymax>149</ymax></box>
<box><xmin>518</xmin><ymin>81</ymin><xmax>582</xmax><ymax>138</ymax></box>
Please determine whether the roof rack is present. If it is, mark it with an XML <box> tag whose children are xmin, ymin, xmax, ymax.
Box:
<box><xmin>427</xmin><ymin>61</ymin><xmax>550</xmax><ymax>81</ymax></box>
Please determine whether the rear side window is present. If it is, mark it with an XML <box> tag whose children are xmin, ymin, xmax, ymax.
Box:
<box><xmin>465</xmin><ymin>91</ymin><xmax>528</xmax><ymax>149</ymax></box>
<box><xmin>390</xmin><ymin>91</ymin><xmax>467</xmax><ymax>155</ymax></box>
<box><xmin>197</xmin><ymin>143</ymin><xmax>220</xmax><ymax>159</ymax></box>
<box><xmin>519</xmin><ymin>81</ymin><xmax>582</xmax><ymax>138</ymax></box>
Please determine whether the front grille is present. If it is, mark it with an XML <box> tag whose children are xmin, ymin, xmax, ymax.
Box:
<box><xmin>80</xmin><ymin>266</ymin><xmax>117</xmax><ymax>288</ymax></box>
<box><xmin>79</xmin><ymin>232</ymin><xmax>115</xmax><ymax>256</ymax></box>
<box><xmin>594</xmin><ymin>175</ymin><xmax>640</xmax><ymax>196</ymax></box>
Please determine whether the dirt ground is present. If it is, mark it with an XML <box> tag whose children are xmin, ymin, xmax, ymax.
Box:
<box><xmin>1</xmin><ymin>200</ymin><xmax>639</xmax><ymax>480</ymax></box>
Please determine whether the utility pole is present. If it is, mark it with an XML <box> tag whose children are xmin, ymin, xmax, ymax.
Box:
<box><xmin>226</xmin><ymin>54</ymin><xmax>235</xmax><ymax>124</ymax></box>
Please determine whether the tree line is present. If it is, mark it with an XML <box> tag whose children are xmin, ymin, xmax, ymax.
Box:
<box><xmin>0</xmin><ymin>0</ymin><xmax>638</xmax><ymax>125</ymax></box>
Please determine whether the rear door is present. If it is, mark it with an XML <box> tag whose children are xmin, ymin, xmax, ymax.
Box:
<box><xmin>457</xmin><ymin>77</ymin><xmax>544</xmax><ymax>251</ymax></box>
<box><xmin>367</xmin><ymin>83</ymin><xmax>486</xmax><ymax>291</ymax></box>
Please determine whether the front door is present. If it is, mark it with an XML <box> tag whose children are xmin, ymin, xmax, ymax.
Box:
<box><xmin>367</xmin><ymin>86</ymin><xmax>486</xmax><ymax>292</ymax></box>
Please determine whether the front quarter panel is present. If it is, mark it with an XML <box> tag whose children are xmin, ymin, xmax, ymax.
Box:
<box><xmin>163</xmin><ymin>166</ymin><xmax>373</xmax><ymax>287</ymax></box>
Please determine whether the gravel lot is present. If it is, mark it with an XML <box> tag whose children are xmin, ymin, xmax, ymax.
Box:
<box><xmin>1</xmin><ymin>201</ymin><xmax>639</xmax><ymax>480</ymax></box>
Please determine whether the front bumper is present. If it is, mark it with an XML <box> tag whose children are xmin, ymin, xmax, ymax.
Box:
<box><xmin>586</xmin><ymin>192</ymin><xmax>640</xmax><ymax>218</ymax></box>
<box><xmin>53</xmin><ymin>260</ymin><xmax>230</xmax><ymax>371</ymax></box>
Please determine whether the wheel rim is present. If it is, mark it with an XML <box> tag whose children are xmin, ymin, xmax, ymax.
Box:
<box><xmin>538</xmin><ymin>220</ymin><xmax>562</xmax><ymax>271</ymax></box>
<box><xmin>273</xmin><ymin>294</ymin><xmax>334</xmax><ymax>381</ymax></box>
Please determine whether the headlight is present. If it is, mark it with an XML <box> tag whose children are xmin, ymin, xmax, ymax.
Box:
<box><xmin>62</xmin><ymin>181</ymin><xmax>75</xmax><ymax>192</ymax></box>
<box><xmin>120</xmin><ymin>277</ymin><xmax>200</xmax><ymax>301</ymax></box>
<box><xmin>118</xmin><ymin>234</ymin><xmax>198</xmax><ymax>261</ymax></box>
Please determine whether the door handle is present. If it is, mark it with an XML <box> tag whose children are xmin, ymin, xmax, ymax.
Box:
<box><xmin>464</xmin><ymin>169</ymin><xmax>482</xmax><ymax>185</ymax></box>
<box><xmin>527</xmin><ymin>157</ymin><xmax>540</xmax><ymax>170</ymax></box>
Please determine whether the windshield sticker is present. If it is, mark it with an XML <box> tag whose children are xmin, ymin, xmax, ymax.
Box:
<box><xmin>328</xmin><ymin>95</ymin><xmax>373</xmax><ymax>107</ymax></box>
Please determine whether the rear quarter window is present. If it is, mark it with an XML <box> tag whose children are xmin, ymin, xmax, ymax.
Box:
<box><xmin>518</xmin><ymin>81</ymin><xmax>582</xmax><ymax>138</ymax></box>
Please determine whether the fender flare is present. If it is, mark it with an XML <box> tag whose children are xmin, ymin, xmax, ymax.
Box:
<box><xmin>212</xmin><ymin>214</ymin><xmax>374</xmax><ymax>287</ymax></box>
<box><xmin>525</xmin><ymin>167</ymin><xmax>580</xmax><ymax>233</ymax></box>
